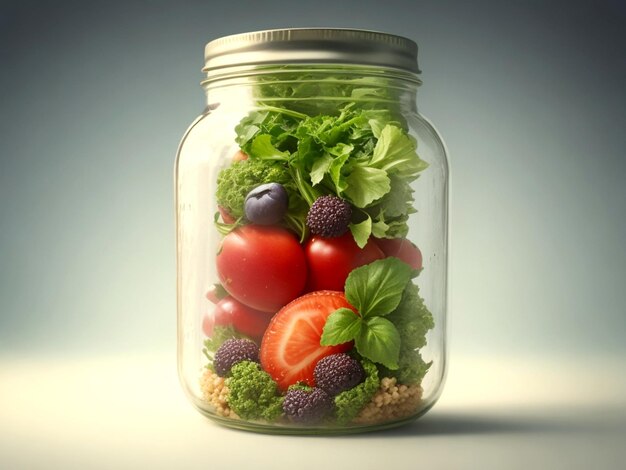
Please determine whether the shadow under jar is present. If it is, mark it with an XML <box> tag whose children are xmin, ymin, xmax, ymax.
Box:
<box><xmin>175</xmin><ymin>28</ymin><xmax>449</xmax><ymax>435</ymax></box>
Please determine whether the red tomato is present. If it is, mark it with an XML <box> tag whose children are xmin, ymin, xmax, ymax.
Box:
<box><xmin>201</xmin><ymin>313</ymin><xmax>214</xmax><ymax>337</ymax></box>
<box><xmin>232</xmin><ymin>150</ymin><xmax>248</xmax><ymax>162</ymax></box>
<box><xmin>212</xmin><ymin>295</ymin><xmax>274</xmax><ymax>339</ymax></box>
<box><xmin>205</xmin><ymin>284</ymin><xmax>227</xmax><ymax>304</ymax></box>
<box><xmin>304</xmin><ymin>233</ymin><xmax>385</xmax><ymax>292</ymax></box>
<box><xmin>217</xmin><ymin>205</ymin><xmax>236</xmax><ymax>224</ymax></box>
<box><xmin>375</xmin><ymin>237</ymin><xmax>423</xmax><ymax>271</ymax></box>
<box><xmin>216</xmin><ymin>225</ymin><xmax>307</xmax><ymax>312</ymax></box>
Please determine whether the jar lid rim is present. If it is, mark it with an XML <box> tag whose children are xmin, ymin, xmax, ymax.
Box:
<box><xmin>203</xmin><ymin>28</ymin><xmax>420</xmax><ymax>74</ymax></box>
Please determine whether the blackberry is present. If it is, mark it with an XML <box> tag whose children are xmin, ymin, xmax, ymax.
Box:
<box><xmin>213</xmin><ymin>338</ymin><xmax>259</xmax><ymax>377</ymax></box>
<box><xmin>306</xmin><ymin>195</ymin><xmax>352</xmax><ymax>237</ymax></box>
<box><xmin>314</xmin><ymin>353</ymin><xmax>365</xmax><ymax>396</ymax></box>
<box><xmin>282</xmin><ymin>387</ymin><xmax>334</xmax><ymax>424</ymax></box>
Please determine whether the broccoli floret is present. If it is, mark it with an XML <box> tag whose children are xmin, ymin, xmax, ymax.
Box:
<box><xmin>215</xmin><ymin>158</ymin><xmax>309</xmax><ymax>239</ymax></box>
<box><xmin>226</xmin><ymin>361</ymin><xmax>283</xmax><ymax>422</ymax></box>
<box><xmin>381</xmin><ymin>349</ymin><xmax>431</xmax><ymax>385</ymax></box>
<box><xmin>287</xmin><ymin>383</ymin><xmax>315</xmax><ymax>392</ymax></box>
<box><xmin>384</xmin><ymin>282</ymin><xmax>434</xmax><ymax>384</ymax></box>
<box><xmin>387</xmin><ymin>282</ymin><xmax>434</xmax><ymax>349</ymax></box>
<box><xmin>216</xmin><ymin>159</ymin><xmax>291</xmax><ymax>220</ymax></box>
<box><xmin>333</xmin><ymin>358</ymin><xmax>379</xmax><ymax>424</ymax></box>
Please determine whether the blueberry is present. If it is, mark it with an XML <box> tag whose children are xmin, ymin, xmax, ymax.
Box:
<box><xmin>244</xmin><ymin>183</ymin><xmax>289</xmax><ymax>225</ymax></box>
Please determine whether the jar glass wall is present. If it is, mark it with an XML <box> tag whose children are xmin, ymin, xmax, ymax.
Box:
<box><xmin>176</xmin><ymin>30</ymin><xmax>448</xmax><ymax>435</ymax></box>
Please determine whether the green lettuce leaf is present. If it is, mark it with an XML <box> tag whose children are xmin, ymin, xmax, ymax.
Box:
<box><xmin>309</xmin><ymin>153</ymin><xmax>333</xmax><ymax>186</ymax></box>
<box><xmin>250</xmin><ymin>134</ymin><xmax>289</xmax><ymax>161</ymax></box>
<box><xmin>343</xmin><ymin>165</ymin><xmax>390</xmax><ymax>207</ymax></box>
<box><xmin>370</xmin><ymin>125</ymin><xmax>428</xmax><ymax>176</ymax></box>
<box><xmin>349</xmin><ymin>216</ymin><xmax>372</xmax><ymax>249</ymax></box>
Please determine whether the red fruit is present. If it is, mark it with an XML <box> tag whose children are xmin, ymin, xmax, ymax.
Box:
<box><xmin>205</xmin><ymin>284</ymin><xmax>228</xmax><ymax>304</ymax></box>
<box><xmin>217</xmin><ymin>205</ymin><xmax>236</xmax><ymax>225</ymax></box>
<box><xmin>232</xmin><ymin>150</ymin><xmax>248</xmax><ymax>162</ymax></box>
<box><xmin>304</xmin><ymin>233</ymin><xmax>385</xmax><ymax>292</ymax></box>
<box><xmin>216</xmin><ymin>225</ymin><xmax>307</xmax><ymax>312</ymax></box>
<box><xmin>375</xmin><ymin>237</ymin><xmax>423</xmax><ymax>271</ymax></box>
<box><xmin>201</xmin><ymin>313</ymin><xmax>214</xmax><ymax>337</ymax></box>
<box><xmin>260</xmin><ymin>291</ymin><xmax>356</xmax><ymax>390</ymax></box>
<box><xmin>213</xmin><ymin>296</ymin><xmax>274</xmax><ymax>339</ymax></box>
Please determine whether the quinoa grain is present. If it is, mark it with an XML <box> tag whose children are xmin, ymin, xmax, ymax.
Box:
<box><xmin>352</xmin><ymin>377</ymin><xmax>423</xmax><ymax>424</ymax></box>
<box><xmin>199</xmin><ymin>368</ymin><xmax>239</xmax><ymax>419</ymax></box>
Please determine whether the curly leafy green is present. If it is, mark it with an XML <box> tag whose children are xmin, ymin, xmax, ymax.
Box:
<box><xmin>380</xmin><ymin>349</ymin><xmax>431</xmax><ymax>385</ymax></box>
<box><xmin>221</xmin><ymin>71</ymin><xmax>428</xmax><ymax>245</ymax></box>
<box><xmin>252</xmin><ymin>69</ymin><xmax>407</xmax><ymax>119</ymax></box>
<box><xmin>334</xmin><ymin>358</ymin><xmax>380</xmax><ymax>424</ymax></box>
<box><xmin>382</xmin><ymin>281</ymin><xmax>434</xmax><ymax>384</ymax></box>
<box><xmin>227</xmin><ymin>361</ymin><xmax>284</xmax><ymax>421</ymax></box>
<box><xmin>386</xmin><ymin>282</ymin><xmax>435</xmax><ymax>351</ymax></box>
<box><xmin>233</xmin><ymin>102</ymin><xmax>428</xmax><ymax>246</ymax></box>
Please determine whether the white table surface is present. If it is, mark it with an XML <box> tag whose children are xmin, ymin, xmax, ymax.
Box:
<box><xmin>2</xmin><ymin>352</ymin><xmax>625</xmax><ymax>470</ymax></box>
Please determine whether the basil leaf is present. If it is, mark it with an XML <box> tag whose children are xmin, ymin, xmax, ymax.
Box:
<box><xmin>355</xmin><ymin>317</ymin><xmax>401</xmax><ymax>370</ymax></box>
<box><xmin>320</xmin><ymin>308</ymin><xmax>362</xmax><ymax>346</ymax></box>
<box><xmin>345</xmin><ymin>257</ymin><xmax>413</xmax><ymax>318</ymax></box>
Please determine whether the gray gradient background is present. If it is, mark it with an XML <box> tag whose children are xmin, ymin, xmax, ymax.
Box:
<box><xmin>1</xmin><ymin>0</ymin><xmax>625</xmax><ymax>363</ymax></box>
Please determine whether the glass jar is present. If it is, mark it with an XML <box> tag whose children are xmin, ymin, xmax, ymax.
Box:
<box><xmin>176</xmin><ymin>28</ymin><xmax>448</xmax><ymax>434</ymax></box>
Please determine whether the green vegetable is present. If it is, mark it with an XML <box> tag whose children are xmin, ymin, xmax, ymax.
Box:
<box><xmin>387</xmin><ymin>282</ymin><xmax>434</xmax><ymax>350</ymax></box>
<box><xmin>235</xmin><ymin>109</ymin><xmax>300</xmax><ymax>154</ymax></box>
<box><xmin>381</xmin><ymin>349</ymin><xmax>431</xmax><ymax>385</ymax></box>
<box><xmin>226</xmin><ymin>361</ymin><xmax>284</xmax><ymax>421</ymax></box>
<box><xmin>215</xmin><ymin>158</ymin><xmax>308</xmax><ymax>239</ymax></box>
<box><xmin>252</xmin><ymin>68</ymin><xmax>407</xmax><ymax>119</ymax></box>
<box><xmin>345</xmin><ymin>256</ymin><xmax>413</xmax><ymax>318</ymax></box>
<box><xmin>334</xmin><ymin>358</ymin><xmax>379</xmax><ymax>424</ymax></box>
<box><xmin>382</xmin><ymin>281</ymin><xmax>435</xmax><ymax>384</ymax></box>
<box><xmin>321</xmin><ymin>257</ymin><xmax>412</xmax><ymax>369</ymax></box>
<box><xmin>233</xmin><ymin>75</ymin><xmax>429</xmax><ymax>247</ymax></box>
<box><xmin>287</xmin><ymin>383</ymin><xmax>314</xmax><ymax>392</ymax></box>
<box><xmin>216</xmin><ymin>159</ymin><xmax>289</xmax><ymax>219</ymax></box>
<box><xmin>321</xmin><ymin>257</ymin><xmax>434</xmax><ymax>382</ymax></box>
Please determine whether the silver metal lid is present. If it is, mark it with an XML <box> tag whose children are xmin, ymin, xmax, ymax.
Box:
<box><xmin>203</xmin><ymin>28</ymin><xmax>419</xmax><ymax>74</ymax></box>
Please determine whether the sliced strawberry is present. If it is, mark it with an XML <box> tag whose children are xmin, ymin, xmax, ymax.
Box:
<box><xmin>260</xmin><ymin>291</ymin><xmax>356</xmax><ymax>390</ymax></box>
